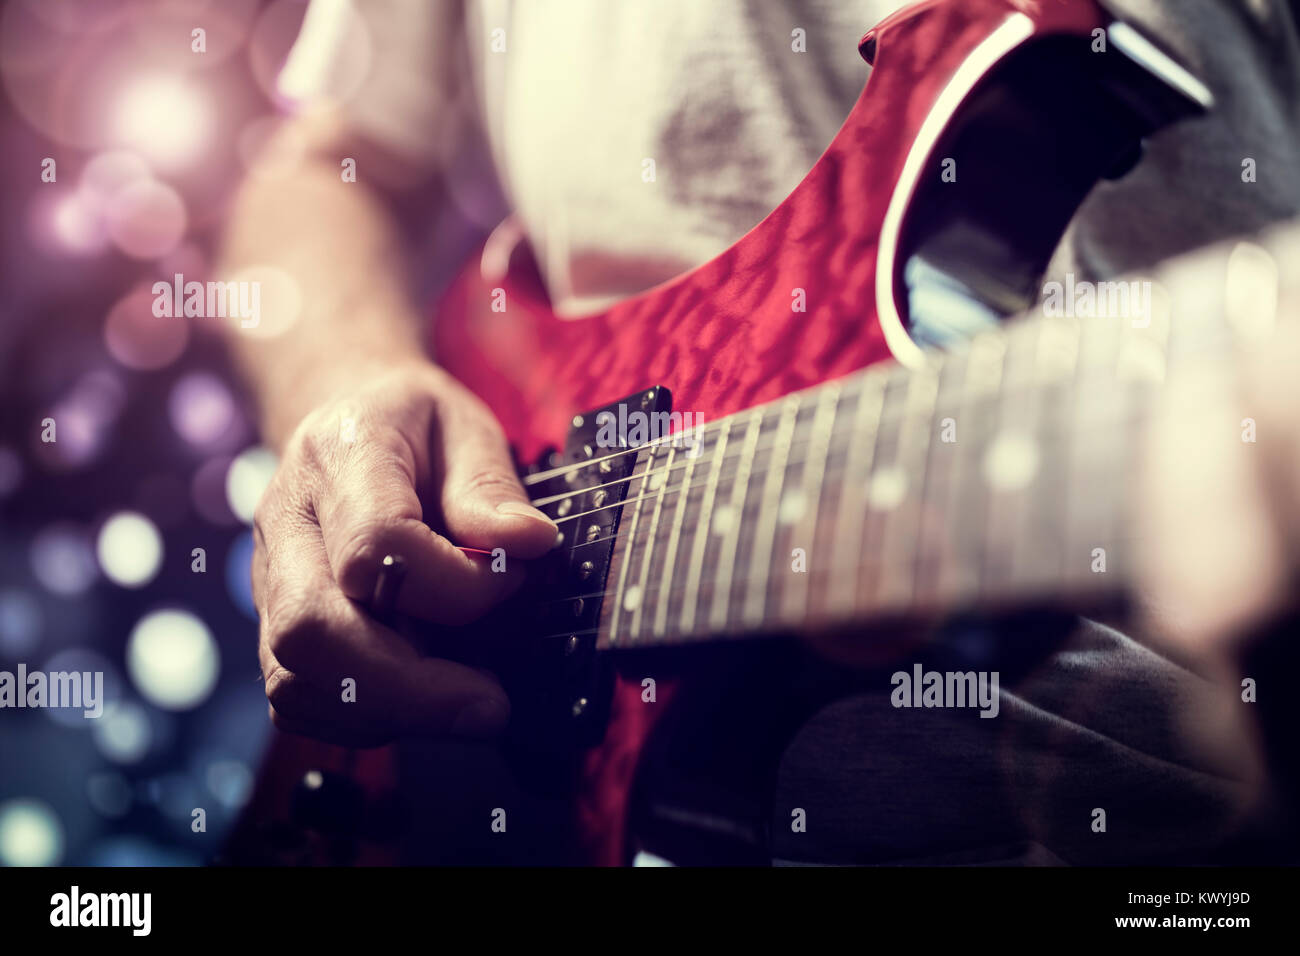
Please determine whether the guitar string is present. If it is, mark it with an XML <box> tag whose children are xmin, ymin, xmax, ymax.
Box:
<box><xmin>523</xmin><ymin>414</ymin><xmax>1147</xmax><ymax>614</ymax></box>
<box><xmin>518</xmin><ymin>351</ymin><xmax>1146</xmax><ymax>511</ymax></box>
<box><xmin>513</xmin><ymin>313</ymin><xmax>1141</xmax><ymax>489</ymax></box>
<box><xmin>531</xmin><ymin>382</ymin><xmax>992</xmax><ymax>516</ymax></box>
<box><xmin>524</xmin><ymin>520</ymin><xmax>1144</xmax><ymax>646</ymax></box>
<box><xmin>531</xmin><ymin>389</ymin><xmax>1144</xmax><ymax>529</ymax></box>
<box><xmin>518</xmin><ymin>373</ymin><xmax>895</xmax><ymax>487</ymax></box>
<box><xmin>517</xmin><ymin>421</ymin><xmax>1149</xmax><ymax>624</ymax></box>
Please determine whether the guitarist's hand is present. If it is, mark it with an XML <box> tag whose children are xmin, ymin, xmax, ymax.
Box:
<box><xmin>1138</xmin><ymin>248</ymin><xmax>1300</xmax><ymax>666</ymax></box>
<box><xmin>250</xmin><ymin>361</ymin><xmax>558</xmax><ymax>746</ymax></box>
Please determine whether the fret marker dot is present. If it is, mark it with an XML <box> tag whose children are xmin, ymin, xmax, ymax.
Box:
<box><xmin>712</xmin><ymin>505</ymin><xmax>735</xmax><ymax>536</ymax></box>
<box><xmin>867</xmin><ymin>467</ymin><xmax>907</xmax><ymax>510</ymax></box>
<box><xmin>982</xmin><ymin>433</ymin><xmax>1039</xmax><ymax>492</ymax></box>
<box><xmin>622</xmin><ymin>585</ymin><xmax>643</xmax><ymax>612</ymax></box>
<box><xmin>778</xmin><ymin>490</ymin><xmax>806</xmax><ymax>524</ymax></box>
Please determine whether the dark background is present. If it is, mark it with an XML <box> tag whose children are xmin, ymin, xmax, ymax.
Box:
<box><xmin>0</xmin><ymin>0</ymin><xmax>484</xmax><ymax>866</ymax></box>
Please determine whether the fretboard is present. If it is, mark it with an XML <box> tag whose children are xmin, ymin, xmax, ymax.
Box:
<box><xmin>582</xmin><ymin>231</ymin><xmax>1287</xmax><ymax>651</ymax></box>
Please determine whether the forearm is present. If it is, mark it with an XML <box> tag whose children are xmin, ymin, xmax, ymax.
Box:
<box><xmin>218</xmin><ymin>112</ymin><xmax>434</xmax><ymax>448</ymax></box>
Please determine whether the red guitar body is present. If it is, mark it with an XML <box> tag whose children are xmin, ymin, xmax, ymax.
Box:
<box><xmin>234</xmin><ymin>0</ymin><xmax>1175</xmax><ymax>866</ymax></box>
<box><xmin>433</xmin><ymin>0</ymin><xmax>1104</xmax><ymax>865</ymax></box>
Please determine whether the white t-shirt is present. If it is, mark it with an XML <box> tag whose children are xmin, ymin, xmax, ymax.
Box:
<box><xmin>279</xmin><ymin>0</ymin><xmax>901</xmax><ymax>316</ymax></box>
<box><xmin>281</xmin><ymin>0</ymin><xmax>1300</xmax><ymax>320</ymax></box>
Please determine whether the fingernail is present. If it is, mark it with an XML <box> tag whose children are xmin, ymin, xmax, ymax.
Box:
<box><xmin>496</xmin><ymin>500</ymin><xmax>556</xmax><ymax>528</ymax></box>
<box><xmin>452</xmin><ymin>696</ymin><xmax>510</xmax><ymax>737</ymax></box>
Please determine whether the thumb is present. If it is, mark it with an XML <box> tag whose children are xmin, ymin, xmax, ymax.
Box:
<box><xmin>433</xmin><ymin>393</ymin><xmax>558</xmax><ymax>558</ymax></box>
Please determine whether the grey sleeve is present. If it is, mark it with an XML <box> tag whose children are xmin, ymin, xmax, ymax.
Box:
<box><xmin>1052</xmin><ymin>0</ymin><xmax>1300</xmax><ymax>280</ymax></box>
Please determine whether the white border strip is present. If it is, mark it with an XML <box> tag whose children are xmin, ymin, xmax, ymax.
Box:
<box><xmin>875</xmin><ymin>13</ymin><xmax>1035</xmax><ymax>369</ymax></box>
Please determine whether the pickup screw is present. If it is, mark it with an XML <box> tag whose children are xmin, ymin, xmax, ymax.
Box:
<box><xmin>641</xmin><ymin>389</ymin><xmax>656</xmax><ymax>410</ymax></box>
<box><xmin>557</xmin><ymin>499</ymin><xmax>572</xmax><ymax>516</ymax></box>
<box><xmin>592</xmin><ymin>489</ymin><xmax>607</xmax><ymax>507</ymax></box>
<box><xmin>585</xmin><ymin>523</ymin><xmax>601</xmax><ymax>543</ymax></box>
<box><xmin>565</xmin><ymin>634</ymin><xmax>579</xmax><ymax>656</ymax></box>
<box><xmin>583</xmin><ymin>443</ymin><xmax>595</xmax><ymax>458</ymax></box>
<box><xmin>578</xmin><ymin>560</ymin><xmax>595</xmax><ymax>580</ymax></box>
<box><xmin>572</xmin><ymin>415</ymin><xmax>584</xmax><ymax>428</ymax></box>
<box><xmin>572</xmin><ymin>598</ymin><xmax>585</xmax><ymax>617</ymax></box>
<box><xmin>572</xmin><ymin>697</ymin><xmax>589</xmax><ymax>718</ymax></box>
<box><xmin>599</xmin><ymin>458</ymin><xmax>613</xmax><ymax>474</ymax></box>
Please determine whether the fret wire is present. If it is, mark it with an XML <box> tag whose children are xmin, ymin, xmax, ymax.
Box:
<box><xmin>538</xmin><ymin>366</ymin><xmax>1115</xmax><ymax>526</ymax></box>
<box><xmin>604</xmin><ymin>447</ymin><xmax>654</xmax><ymax>647</ymax></box>
<box><xmin>628</xmin><ymin>445</ymin><xmax>673</xmax><ymax>643</ymax></box>
<box><xmin>742</xmin><ymin>397</ymin><xmax>800</xmax><ymax>627</ymax></box>
<box><xmin>569</xmin><ymin>421</ymin><xmax>1148</xmax><ymax>644</ymax></box>
<box><xmin>521</xmin><ymin>367</ymin><xmax>891</xmax><ymax>488</ymax></box>
<box><xmin>913</xmin><ymin>354</ymin><xmax>963</xmax><ymax>605</ymax></box>
<box><xmin>904</xmin><ymin>360</ymin><xmax>950</xmax><ymax>607</ymax></box>
<box><xmin>920</xmin><ymin>348</ymin><xmax>972</xmax><ymax>600</ymax></box>
<box><xmin>543</xmin><ymin>403</ymin><xmax>1153</xmax><ymax>589</ymax></box>
<box><xmin>829</xmin><ymin>376</ymin><xmax>885</xmax><ymax>616</ymax></box>
<box><xmin>564</xmin><ymin>521</ymin><xmax>1151</xmax><ymax>618</ymax></box>
<box><xmin>980</xmin><ymin>322</ymin><xmax>1034</xmax><ymax>598</ymax></box>
<box><xmin>680</xmin><ymin>419</ymin><xmax>731</xmax><ymax>634</ymax></box>
<box><xmin>1011</xmin><ymin>316</ymin><xmax>1074</xmax><ymax>592</ymax></box>
<box><xmin>653</xmin><ymin>446</ymin><xmax>696</xmax><ymax>640</ymax></box>
<box><xmin>709</xmin><ymin>410</ymin><xmax>763</xmax><ymax>632</ymax></box>
<box><xmin>781</xmin><ymin>383</ymin><xmax>840</xmax><ymax>623</ymax></box>
<box><xmin>875</xmin><ymin>365</ymin><xmax>938</xmax><ymax>610</ymax></box>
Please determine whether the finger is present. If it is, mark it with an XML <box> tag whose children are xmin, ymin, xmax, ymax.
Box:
<box><xmin>1137</xmin><ymin>355</ymin><xmax>1288</xmax><ymax>653</ymax></box>
<box><xmin>1239</xmin><ymin>287</ymin><xmax>1300</xmax><ymax>539</ymax></box>
<box><xmin>312</xmin><ymin>436</ymin><xmax>526</xmax><ymax>623</ymax></box>
<box><xmin>260</xmin><ymin>523</ymin><xmax>511</xmax><ymax>737</ymax></box>
<box><xmin>432</xmin><ymin>391</ymin><xmax>558</xmax><ymax>558</ymax></box>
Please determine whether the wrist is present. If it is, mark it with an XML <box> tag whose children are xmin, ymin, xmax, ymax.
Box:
<box><xmin>256</xmin><ymin>352</ymin><xmax>439</xmax><ymax>449</ymax></box>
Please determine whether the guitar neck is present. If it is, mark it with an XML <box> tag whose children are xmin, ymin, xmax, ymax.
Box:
<box><xmin>592</xmin><ymin>233</ymin><xmax>1277</xmax><ymax>651</ymax></box>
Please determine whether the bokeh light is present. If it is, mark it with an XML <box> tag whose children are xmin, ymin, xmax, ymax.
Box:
<box><xmin>206</xmin><ymin>758</ymin><xmax>253</xmax><ymax>810</ymax></box>
<box><xmin>126</xmin><ymin>609</ymin><xmax>220</xmax><ymax>711</ymax></box>
<box><xmin>104</xmin><ymin>284</ymin><xmax>190</xmax><ymax>371</ymax></box>
<box><xmin>0</xmin><ymin>589</ymin><xmax>43</xmax><ymax>657</ymax></box>
<box><xmin>225</xmin><ymin>531</ymin><xmax>256</xmax><ymax>620</ymax></box>
<box><xmin>191</xmin><ymin>456</ymin><xmax>239</xmax><ymax>525</ymax></box>
<box><xmin>29</xmin><ymin>523</ymin><xmax>98</xmax><ymax>596</ymax></box>
<box><xmin>225</xmin><ymin>446</ymin><xmax>277</xmax><ymax>524</ymax></box>
<box><xmin>96</xmin><ymin>511</ymin><xmax>163</xmax><ymax>588</ymax></box>
<box><xmin>92</xmin><ymin>699</ymin><xmax>152</xmax><ymax>764</ymax></box>
<box><xmin>0</xmin><ymin>798</ymin><xmax>64</xmax><ymax>867</ymax></box>
<box><xmin>104</xmin><ymin>177</ymin><xmax>187</xmax><ymax>259</ymax></box>
<box><xmin>0</xmin><ymin>0</ymin><xmax>301</xmax><ymax>866</ymax></box>
<box><xmin>47</xmin><ymin>190</ymin><xmax>108</xmax><ymax>255</ymax></box>
<box><xmin>79</xmin><ymin>149</ymin><xmax>151</xmax><ymax>205</ymax></box>
<box><xmin>110</xmin><ymin>74</ymin><xmax>215</xmax><ymax>171</ymax></box>
<box><xmin>42</xmin><ymin>647</ymin><xmax>123</xmax><ymax>728</ymax></box>
<box><xmin>168</xmin><ymin>371</ymin><xmax>237</xmax><ymax>447</ymax></box>
<box><xmin>34</xmin><ymin>369</ymin><xmax>127</xmax><ymax>471</ymax></box>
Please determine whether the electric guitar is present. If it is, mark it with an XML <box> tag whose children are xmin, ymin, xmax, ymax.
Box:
<box><xmin>231</xmin><ymin>0</ymin><xmax>1249</xmax><ymax>866</ymax></box>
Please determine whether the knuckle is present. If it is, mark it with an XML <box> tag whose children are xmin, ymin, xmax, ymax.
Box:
<box><xmin>263</xmin><ymin>664</ymin><xmax>304</xmax><ymax>717</ymax></box>
<box><xmin>266</xmin><ymin>593</ymin><xmax>326</xmax><ymax>669</ymax></box>
<box><xmin>332</xmin><ymin>520</ymin><xmax>388</xmax><ymax>589</ymax></box>
<box><xmin>457</xmin><ymin>467</ymin><xmax>522</xmax><ymax>501</ymax></box>
<box><xmin>251</xmin><ymin>491</ymin><xmax>277</xmax><ymax>540</ymax></box>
